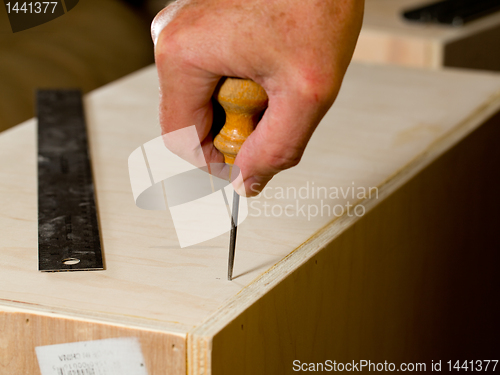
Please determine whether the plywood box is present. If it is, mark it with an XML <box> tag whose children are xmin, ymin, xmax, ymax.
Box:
<box><xmin>1</xmin><ymin>63</ymin><xmax>499</xmax><ymax>374</ymax></box>
<box><xmin>353</xmin><ymin>0</ymin><xmax>500</xmax><ymax>71</ymax></box>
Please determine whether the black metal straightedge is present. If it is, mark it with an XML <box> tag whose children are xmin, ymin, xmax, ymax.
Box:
<box><xmin>37</xmin><ymin>89</ymin><xmax>103</xmax><ymax>271</ymax></box>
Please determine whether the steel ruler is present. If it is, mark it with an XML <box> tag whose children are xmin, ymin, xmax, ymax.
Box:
<box><xmin>37</xmin><ymin>89</ymin><xmax>103</xmax><ymax>271</ymax></box>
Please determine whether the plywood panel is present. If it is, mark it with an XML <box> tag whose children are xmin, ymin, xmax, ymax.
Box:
<box><xmin>192</xmin><ymin>112</ymin><xmax>500</xmax><ymax>374</ymax></box>
<box><xmin>1</xmin><ymin>64</ymin><xmax>500</xmax><ymax>374</ymax></box>
<box><xmin>353</xmin><ymin>0</ymin><xmax>500</xmax><ymax>70</ymax></box>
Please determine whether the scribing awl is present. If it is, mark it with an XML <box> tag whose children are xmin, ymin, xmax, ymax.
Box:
<box><xmin>213</xmin><ymin>78</ymin><xmax>268</xmax><ymax>280</ymax></box>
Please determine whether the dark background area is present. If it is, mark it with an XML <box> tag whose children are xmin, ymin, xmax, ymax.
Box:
<box><xmin>0</xmin><ymin>0</ymin><xmax>170</xmax><ymax>132</ymax></box>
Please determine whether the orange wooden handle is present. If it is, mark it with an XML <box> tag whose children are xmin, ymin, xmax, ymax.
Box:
<box><xmin>213</xmin><ymin>78</ymin><xmax>268</xmax><ymax>164</ymax></box>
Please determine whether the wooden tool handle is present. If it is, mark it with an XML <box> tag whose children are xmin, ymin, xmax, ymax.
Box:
<box><xmin>214</xmin><ymin>78</ymin><xmax>268</xmax><ymax>165</ymax></box>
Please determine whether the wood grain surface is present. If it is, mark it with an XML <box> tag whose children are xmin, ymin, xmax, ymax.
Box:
<box><xmin>1</xmin><ymin>63</ymin><xmax>500</xmax><ymax>374</ymax></box>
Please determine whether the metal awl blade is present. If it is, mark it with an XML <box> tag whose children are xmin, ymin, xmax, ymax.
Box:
<box><xmin>228</xmin><ymin>191</ymin><xmax>240</xmax><ymax>280</ymax></box>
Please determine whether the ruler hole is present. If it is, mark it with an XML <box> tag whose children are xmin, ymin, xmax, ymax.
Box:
<box><xmin>62</xmin><ymin>258</ymin><xmax>80</xmax><ymax>265</ymax></box>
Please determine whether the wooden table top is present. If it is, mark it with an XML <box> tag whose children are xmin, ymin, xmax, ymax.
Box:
<box><xmin>1</xmin><ymin>63</ymin><xmax>500</xmax><ymax>335</ymax></box>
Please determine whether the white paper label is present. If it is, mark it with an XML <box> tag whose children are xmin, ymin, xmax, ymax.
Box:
<box><xmin>35</xmin><ymin>337</ymin><xmax>148</xmax><ymax>375</ymax></box>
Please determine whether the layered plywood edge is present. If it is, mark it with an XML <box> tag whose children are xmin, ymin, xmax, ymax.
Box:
<box><xmin>353</xmin><ymin>0</ymin><xmax>500</xmax><ymax>70</ymax></box>
<box><xmin>1</xmin><ymin>63</ymin><xmax>500</xmax><ymax>374</ymax></box>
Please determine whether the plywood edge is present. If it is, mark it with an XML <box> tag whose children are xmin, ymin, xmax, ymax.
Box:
<box><xmin>353</xmin><ymin>28</ymin><xmax>437</xmax><ymax>68</ymax></box>
<box><xmin>187</xmin><ymin>334</ymin><xmax>212</xmax><ymax>375</ymax></box>
<box><xmin>423</xmin><ymin>39</ymin><xmax>442</xmax><ymax>69</ymax></box>
<box><xmin>187</xmin><ymin>84</ymin><xmax>500</xmax><ymax>375</ymax></box>
<box><xmin>0</xmin><ymin>299</ymin><xmax>191</xmax><ymax>336</ymax></box>
<box><xmin>359</xmin><ymin>22</ymin><xmax>442</xmax><ymax>41</ymax></box>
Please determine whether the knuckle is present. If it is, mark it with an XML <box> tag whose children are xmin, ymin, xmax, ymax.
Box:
<box><xmin>155</xmin><ymin>25</ymin><xmax>183</xmax><ymax>60</ymax></box>
<box><xmin>152</xmin><ymin>6</ymin><xmax>192</xmax><ymax>62</ymax></box>
<box><xmin>293</xmin><ymin>66</ymin><xmax>339</xmax><ymax>107</ymax></box>
<box><xmin>154</xmin><ymin>21</ymin><xmax>199</xmax><ymax>70</ymax></box>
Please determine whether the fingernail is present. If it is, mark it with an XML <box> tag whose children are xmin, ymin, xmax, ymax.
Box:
<box><xmin>232</xmin><ymin>174</ymin><xmax>246</xmax><ymax>196</ymax></box>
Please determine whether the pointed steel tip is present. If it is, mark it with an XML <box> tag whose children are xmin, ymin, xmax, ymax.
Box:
<box><xmin>227</xmin><ymin>247</ymin><xmax>235</xmax><ymax>281</ymax></box>
<box><xmin>227</xmin><ymin>190</ymin><xmax>239</xmax><ymax>282</ymax></box>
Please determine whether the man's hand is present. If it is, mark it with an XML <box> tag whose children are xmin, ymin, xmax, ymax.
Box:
<box><xmin>152</xmin><ymin>0</ymin><xmax>363</xmax><ymax>196</ymax></box>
